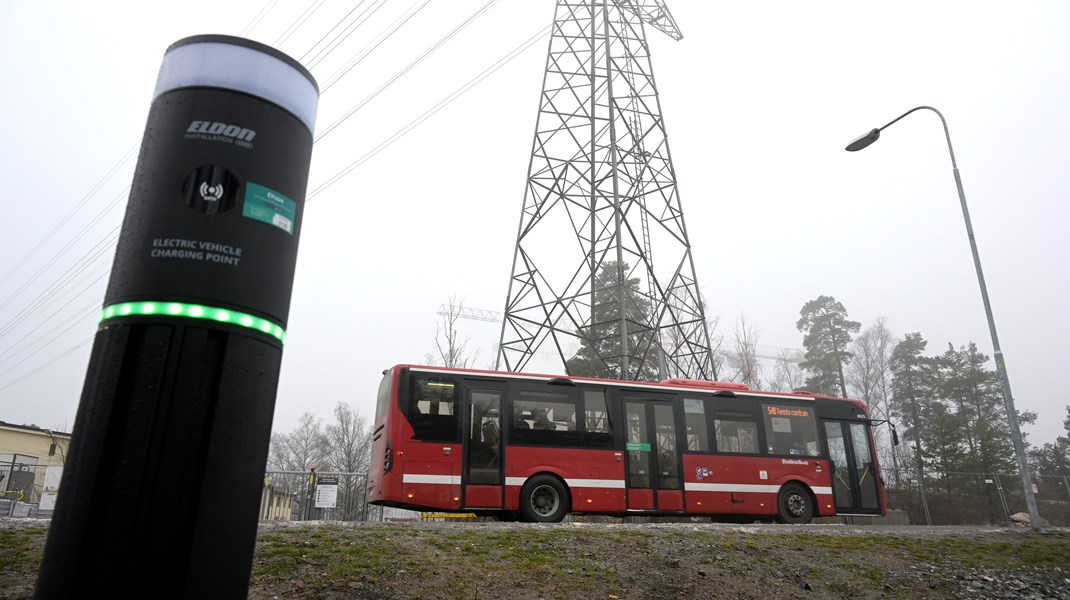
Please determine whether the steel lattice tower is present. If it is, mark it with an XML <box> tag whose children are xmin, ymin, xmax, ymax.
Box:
<box><xmin>496</xmin><ymin>0</ymin><xmax>715</xmax><ymax>381</ymax></box>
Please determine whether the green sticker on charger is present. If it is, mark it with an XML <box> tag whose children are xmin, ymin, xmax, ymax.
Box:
<box><xmin>243</xmin><ymin>182</ymin><xmax>296</xmax><ymax>235</ymax></box>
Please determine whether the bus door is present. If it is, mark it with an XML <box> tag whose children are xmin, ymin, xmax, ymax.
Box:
<box><xmin>822</xmin><ymin>420</ymin><xmax>881</xmax><ymax>514</ymax></box>
<box><xmin>461</xmin><ymin>384</ymin><xmax>504</xmax><ymax>509</ymax></box>
<box><xmin>623</xmin><ymin>394</ymin><xmax>683</xmax><ymax>512</ymax></box>
<box><xmin>402</xmin><ymin>374</ymin><xmax>463</xmax><ymax>510</ymax></box>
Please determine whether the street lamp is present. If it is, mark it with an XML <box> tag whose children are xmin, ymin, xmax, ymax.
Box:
<box><xmin>846</xmin><ymin>105</ymin><xmax>1042</xmax><ymax>532</ymax></box>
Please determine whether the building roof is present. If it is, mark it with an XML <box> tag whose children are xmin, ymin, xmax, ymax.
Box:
<box><xmin>0</xmin><ymin>421</ymin><xmax>71</xmax><ymax>438</ymax></box>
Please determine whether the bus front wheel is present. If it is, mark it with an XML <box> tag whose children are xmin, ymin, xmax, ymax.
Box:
<box><xmin>775</xmin><ymin>483</ymin><xmax>813</xmax><ymax>524</ymax></box>
<box><xmin>520</xmin><ymin>475</ymin><xmax>570</xmax><ymax>523</ymax></box>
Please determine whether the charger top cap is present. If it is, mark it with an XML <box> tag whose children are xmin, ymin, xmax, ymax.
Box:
<box><xmin>153</xmin><ymin>34</ymin><xmax>319</xmax><ymax>134</ymax></box>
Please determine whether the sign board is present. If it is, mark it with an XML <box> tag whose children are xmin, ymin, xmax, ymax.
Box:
<box><xmin>39</xmin><ymin>466</ymin><xmax>63</xmax><ymax>511</ymax></box>
<box><xmin>315</xmin><ymin>476</ymin><xmax>339</xmax><ymax>509</ymax></box>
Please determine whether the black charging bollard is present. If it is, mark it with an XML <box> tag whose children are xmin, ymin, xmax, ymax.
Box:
<box><xmin>35</xmin><ymin>35</ymin><xmax>318</xmax><ymax>598</ymax></box>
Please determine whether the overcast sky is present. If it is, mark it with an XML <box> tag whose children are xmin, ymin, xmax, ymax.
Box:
<box><xmin>1</xmin><ymin>1</ymin><xmax>1068</xmax><ymax>448</ymax></box>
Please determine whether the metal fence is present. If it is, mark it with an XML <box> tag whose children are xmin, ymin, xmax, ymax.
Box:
<box><xmin>0</xmin><ymin>459</ymin><xmax>60</xmax><ymax>518</ymax></box>
<box><xmin>263</xmin><ymin>467</ymin><xmax>1070</xmax><ymax>526</ymax></box>
<box><xmin>5</xmin><ymin>463</ymin><xmax>1068</xmax><ymax>526</ymax></box>
<box><xmin>881</xmin><ymin>467</ymin><xmax>1070</xmax><ymax>526</ymax></box>
<box><xmin>258</xmin><ymin>470</ymin><xmax>418</xmax><ymax>522</ymax></box>
<box><xmin>261</xmin><ymin>471</ymin><xmax>370</xmax><ymax>521</ymax></box>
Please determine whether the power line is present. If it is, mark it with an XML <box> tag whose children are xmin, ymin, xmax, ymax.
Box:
<box><xmin>240</xmin><ymin>0</ymin><xmax>281</xmax><ymax>37</ymax></box>
<box><xmin>0</xmin><ymin>229</ymin><xmax>117</xmax><ymax>341</ymax></box>
<box><xmin>0</xmin><ymin>188</ymin><xmax>125</xmax><ymax>315</ymax></box>
<box><xmin>315</xmin><ymin>0</ymin><xmax>503</xmax><ymax>143</ymax></box>
<box><xmin>274</xmin><ymin>0</ymin><xmax>328</xmax><ymax>47</ymax></box>
<box><xmin>316</xmin><ymin>0</ymin><xmax>429</xmax><ymax>87</ymax></box>
<box><xmin>309</xmin><ymin>24</ymin><xmax>549</xmax><ymax>198</ymax></box>
<box><xmin>0</xmin><ymin>236</ymin><xmax>115</xmax><ymax>346</ymax></box>
<box><xmin>301</xmin><ymin>0</ymin><xmax>389</xmax><ymax>68</ymax></box>
<box><xmin>0</xmin><ymin>144</ymin><xmax>134</xmax><ymax>292</ymax></box>
<box><xmin>0</xmin><ymin>334</ymin><xmax>95</xmax><ymax>393</ymax></box>
<box><xmin>0</xmin><ymin>293</ymin><xmax>105</xmax><ymax>367</ymax></box>
<box><xmin>0</xmin><ymin>299</ymin><xmax>101</xmax><ymax>386</ymax></box>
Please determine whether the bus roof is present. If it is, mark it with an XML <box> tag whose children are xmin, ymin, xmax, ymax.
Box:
<box><xmin>391</xmin><ymin>364</ymin><xmax>868</xmax><ymax>410</ymax></box>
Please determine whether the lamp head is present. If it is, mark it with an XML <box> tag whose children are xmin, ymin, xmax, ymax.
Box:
<box><xmin>845</xmin><ymin>128</ymin><xmax>881</xmax><ymax>152</ymax></box>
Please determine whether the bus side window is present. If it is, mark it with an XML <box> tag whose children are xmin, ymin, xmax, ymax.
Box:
<box><xmin>714</xmin><ymin>411</ymin><xmax>758</xmax><ymax>454</ymax></box>
<box><xmin>683</xmin><ymin>398</ymin><xmax>709</xmax><ymax>452</ymax></box>
<box><xmin>510</xmin><ymin>390</ymin><xmax>580</xmax><ymax>446</ymax></box>
<box><xmin>406</xmin><ymin>376</ymin><xmax>460</xmax><ymax>442</ymax></box>
<box><xmin>583</xmin><ymin>389</ymin><xmax>614</xmax><ymax>448</ymax></box>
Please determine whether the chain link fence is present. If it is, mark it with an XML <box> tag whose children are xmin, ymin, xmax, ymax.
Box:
<box><xmin>0</xmin><ymin>459</ymin><xmax>62</xmax><ymax>518</ymax></box>
<box><xmin>882</xmin><ymin>466</ymin><xmax>1070</xmax><ymax>526</ymax></box>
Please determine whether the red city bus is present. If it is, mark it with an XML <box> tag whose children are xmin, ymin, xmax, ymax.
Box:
<box><xmin>366</xmin><ymin>365</ymin><xmax>887</xmax><ymax>523</ymax></box>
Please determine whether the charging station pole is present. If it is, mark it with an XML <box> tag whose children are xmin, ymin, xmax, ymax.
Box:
<box><xmin>35</xmin><ymin>36</ymin><xmax>318</xmax><ymax>598</ymax></box>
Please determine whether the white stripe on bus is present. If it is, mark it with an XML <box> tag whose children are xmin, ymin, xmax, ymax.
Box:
<box><xmin>404</xmin><ymin>474</ymin><xmax>831</xmax><ymax>496</ymax></box>
<box><xmin>685</xmin><ymin>482</ymin><xmax>833</xmax><ymax>495</ymax></box>
<box><xmin>402</xmin><ymin>474</ymin><xmax>461</xmax><ymax>485</ymax></box>
<box><xmin>505</xmin><ymin>477</ymin><xmax>625</xmax><ymax>488</ymax></box>
<box><xmin>566</xmin><ymin>478</ymin><xmax>626</xmax><ymax>489</ymax></box>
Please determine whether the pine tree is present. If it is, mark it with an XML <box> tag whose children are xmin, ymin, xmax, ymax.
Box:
<box><xmin>936</xmin><ymin>342</ymin><xmax>1017</xmax><ymax>475</ymax></box>
<box><xmin>889</xmin><ymin>332</ymin><xmax>935</xmax><ymax>483</ymax></box>
<box><xmin>1029</xmin><ymin>406</ymin><xmax>1070</xmax><ymax>476</ymax></box>
<box><xmin>566</xmin><ymin>261</ymin><xmax>659</xmax><ymax>381</ymax></box>
<box><xmin>795</xmin><ymin>295</ymin><xmax>861</xmax><ymax>397</ymax></box>
<box><xmin>920</xmin><ymin>400</ymin><xmax>967</xmax><ymax>497</ymax></box>
<box><xmin>889</xmin><ymin>333</ymin><xmax>931</xmax><ymax>442</ymax></box>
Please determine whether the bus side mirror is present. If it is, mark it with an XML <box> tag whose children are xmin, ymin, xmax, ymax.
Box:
<box><xmin>892</xmin><ymin>428</ymin><xmax>900</xmax><ymax>446</ymax></box>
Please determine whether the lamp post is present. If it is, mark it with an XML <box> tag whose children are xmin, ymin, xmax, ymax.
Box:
<box><xmin>846</xmin><ymin>105</ymin><xmax>1042</xmax><ymax>532</ymax></box>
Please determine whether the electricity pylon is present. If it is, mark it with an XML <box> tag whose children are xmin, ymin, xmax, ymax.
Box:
<box><xmin>496</xmin><ymin>0</ymin><xmax>715</xmax><ymax>381</ymax></box>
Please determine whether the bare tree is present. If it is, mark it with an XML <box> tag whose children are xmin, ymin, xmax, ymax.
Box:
<box><xmin>707</xmin><ymin>314</ymin><xmax>726</xmax><ymax>381</ymax></box>
<box><xmin>727</xmin><ymin>314</ymin><xmax>762</xmax><ymax>389</ymax></box>
<box><xmin>324</xmin><ymin>402</ymin><xmax>372</xmax><ymax>474</ymax></box>
<box><xmin>324</xmin><ymin>402</ymin><xmax>374</xmax><ymax>520</ymax></box>
<box><xmin>267</xmin><ymin>413</ymin><xmax>329</xmax><ymax>473</ymax></box>
<box><xmin>769</xmin><ymin>349</ymin><xmax>805</xmax><ymax>392</ymax></box>
<box><xmin>427</xmin><ymin>294</ymin><xmax>479</xmax><ymax>368</ymax></box>
<box><xmin>848</xmin><ymin>317</ymin><xmax>902</xmax><ymax>479</ymax></box>
<box><xmin>848</xmin><ymin>318</ymin><xmax>896</xmax><ymax>440</ymax></box>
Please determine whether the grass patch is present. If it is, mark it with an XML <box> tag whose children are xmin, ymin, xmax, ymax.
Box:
<box><xmin>0</xmin><ymin>528</ymin><xmax>46</xmax><ymax>571</ymax></box>
<box><xmin>6</xmin><ymin>522</ymin><xmax>1070</xmax><ymax>600</ymax></box>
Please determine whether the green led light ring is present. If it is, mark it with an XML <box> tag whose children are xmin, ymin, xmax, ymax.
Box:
<box><xmin>99</xmin><ymin>301</ymin><xmax>286</xmax><ymax>344</ymax></box>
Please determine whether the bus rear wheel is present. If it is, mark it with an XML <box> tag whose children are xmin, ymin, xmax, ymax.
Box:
<box><xmin>775</xmin><ymin>483</ymin><xmax>813</xmax><ymax>524</ymax></box>
<box><xmin>520</xmin><ymin>475</ymin><xmax>570</xmax><ymax>523</ymax></box>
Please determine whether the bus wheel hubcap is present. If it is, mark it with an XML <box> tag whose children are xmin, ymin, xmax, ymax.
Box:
<box><xmin>787</xmin><ymin>494</ymin><xmax>804</xmax><ymax>516</ymax></box>
<box><xmin>531</xmin><ymin>485</ymin><xmax>559</xmax><ymax>515</ymax></box>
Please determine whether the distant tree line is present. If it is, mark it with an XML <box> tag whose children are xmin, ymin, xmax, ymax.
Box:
<box><xmin>418</xmin><ymin>281</ymin><xmax>1069</xmax><ymax>482</ymax></box>
<box><xmin>550</xmin><ymin>264</ymin><xmax>1068</xmax><ymax>476</ymax></box>
<box><xmin>781</xmin><ymin>293</ymin><xmax>1065</xmax><ymax>480</ymax></box>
